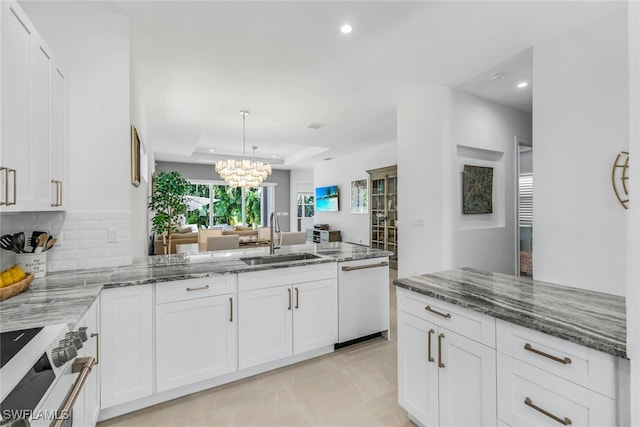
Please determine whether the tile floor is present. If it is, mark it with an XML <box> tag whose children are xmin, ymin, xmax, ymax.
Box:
<box><xmin>98</xmin><ymin>269</ymin><xmax>411</xmax><ymax>427</ymax></box>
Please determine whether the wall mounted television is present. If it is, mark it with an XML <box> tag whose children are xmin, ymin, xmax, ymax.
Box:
<box><xmin>315</xmin><ymin>185</ymin><xmax>339</xmax><ymax>212</ymax></box>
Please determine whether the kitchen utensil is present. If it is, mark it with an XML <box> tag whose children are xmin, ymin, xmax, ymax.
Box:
<box><xmin>29</xmin><ymin>231</ymin><xmax>47</xmax><ymax>252</ymax></box>
<box><xmin>43</xmin><ymin>237</ymin><xmax>57</xmax><ymax>252</ymax></box>
<box><xmin>33</xmin><ymin>233</ymin><xmax>47</xmax><ymax>253</ymax></box>
<box><xmin>0</xmin><ymin>234</ymin><xmax>18</xmax><ymax>253</ymax></box>
<box><xmin>11</xmin><ymin>232</ymin><xmax>26</xmax><ymax>254</ymax></box>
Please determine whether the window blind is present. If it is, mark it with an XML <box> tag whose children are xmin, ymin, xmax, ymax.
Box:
<box><xmin>519</xmin><ymin>173</ymin><xmax>533</xmax><ymax>227</ymax></box>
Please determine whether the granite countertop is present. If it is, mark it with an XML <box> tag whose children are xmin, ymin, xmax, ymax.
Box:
<box><xmin>394</xmin><ymin>267</ymin><xmax>626</xmax><ymax>358</ymax></box>
<box><xmin>0</xmin><ymin>242</ymin><xmax>391</xmax><ymax>333</ymax></box>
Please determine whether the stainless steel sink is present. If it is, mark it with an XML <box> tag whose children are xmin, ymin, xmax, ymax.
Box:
<box><xmin>240</xmin><ymin>253</ymin><xmax>321</xmax><ymax>266</ymax></box>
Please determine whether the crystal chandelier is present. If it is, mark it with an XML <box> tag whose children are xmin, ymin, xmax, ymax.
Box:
<box><xmin>215</xmin><ymin>110</ymin><xmax>272</xmax><ymax>188</ymax></box>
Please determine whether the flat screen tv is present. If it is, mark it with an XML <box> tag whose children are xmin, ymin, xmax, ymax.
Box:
<box><xmin>315</xmin><ymin>185</ymin><xmax>339</xmax><ymax>212</ymax></box>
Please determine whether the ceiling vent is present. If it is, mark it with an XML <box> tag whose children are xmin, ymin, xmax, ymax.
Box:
<box><xmin>307</xmin><ymin>123</ymin><xmax>326</xmax><ymax>130</ymax></box>
<box><xmin>323</xmin><ymin>157</ymin><xmax>334</xmax><ymax>161</ymax></box>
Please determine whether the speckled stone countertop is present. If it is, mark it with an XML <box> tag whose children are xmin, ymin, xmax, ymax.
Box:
<box><xmin>0</xmin><ymin>242</ymin><xmax>391</xmax><ymax>333</ymax></box>
<box><xmin>394</xmin><ymin>267</ymin><xmax>626</xmax><ymax>358</ymax></box>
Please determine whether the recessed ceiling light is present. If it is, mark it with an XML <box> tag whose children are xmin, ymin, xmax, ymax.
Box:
<box><xmin>272</xmin><ymin>155</ymin><xmax>277</xmax><ymax>158</ymax></box>
<box><xmin>517</xmin><ymin>81</ymin><xmax>529</xmax><ymax>88</ymax></box>
<box><xmin>340</xmin><ymin>24</ymin><xmax>352</xmax><ymax>34</ymax></box>
<box><xmin>308</xmin><ymin>122</ymin><xmax>326</xmax><ymax>129</ymax></box>
<box><xmin>209</xmin><ymin>149</ymin><xmax>215</xmax><ymax>152</ymax></box>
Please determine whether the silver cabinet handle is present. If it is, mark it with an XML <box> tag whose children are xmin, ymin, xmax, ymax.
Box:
<box><xmin>186</xmin><ymin>285</ymin><xmax>209</xmax><ymax>292</ymax></box>
<box><xmin>341</xmin><ymin>261</ymin><xmax>389</xmax><ymax>271</ymax></box>
<box><xmin>90</xmin><ymin>332</ymin><xmax>99</xmax><ymax>365</ymax></box>
<box><xmin>52</xmin><ymin>356</ymin><xmax>97</xmax><ymax>427</ymax></box>
<box><xmin>438</xmin><ymin>333</ymin><xmax>445</xmax><ymax>368</ymax></box>
<box><xmin>229</xmin><ymin>297</ymin><xmax>233</xmax><ymax>322</ymax></box>
<box><xmin>295</xmin><ymin>287</ymin><xmax>299</xmax><ymax>309</ymax></box>
<box><xmin>524</xmin><ymin>343</ymin><xmax>572</xmax><ymax>365</ymax></box>
<box><xmin>8</xmin><ymin>169</ymin><xmax>16</xmax><ymax>205</ymax></box>
<box><xmin>425</xmin><ymin>306</ymin><xmax>451</xmax><ymax>319</ymax></box>
<box><xmin>51</xmin><ymin>180</ymin><xmax>62</xmax><ymax>207</ymax></box>
<box><xmin>287</xmin><ymin>288</ymin><xmax>292</xmax><ymax>310</ymax></box>
<box><xmin>427</xmin><ymin>329</ymin><xmax>435</xmax><ymax>362</ymax></box>
<box><xmin>0</xmin><ymin>167</ymin><xmax>7</xmax><ymax>205</ymax></box>
<box><xmin>524</xmin><ymin>397</ymin><xmax>572</xmax><ymax>425</ymax></box>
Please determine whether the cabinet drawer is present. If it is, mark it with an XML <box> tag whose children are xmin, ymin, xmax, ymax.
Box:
<box><xmin>239</xmin><ymin>262</ymin><xmax>337</xmax><ymax>292</ymax></box>
<box><xmin>397</xmin><ymin>288</ymin><xmax>495</xmax><ymax>348</ymax></box>
<box><xmin>156</xmin><ymin>275</ymin><xmax>237</xmax><ymax>304</ymax></box>
<box><xmin>500</xmin><ymin>358</ymin><xmax>615</xmax><ymax>427</ymax></box>
<box><xmin>496</xmin><ymin>320</ymin><xmax>616</xmax><ymax>398</ymax></box>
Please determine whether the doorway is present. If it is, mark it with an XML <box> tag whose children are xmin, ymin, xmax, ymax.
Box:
<box><xmin>515</xmin><ymin>139</ymin><xmax>533</xmax><ymax>276</ymax></box>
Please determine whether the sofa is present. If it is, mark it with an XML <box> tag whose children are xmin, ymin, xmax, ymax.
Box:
<box><xmin>153</xmin><ymin>228</ymin><xmax>198</xmax><ymax>255</ymax></box>
<box><xmin>222</xmin><ymin>226</ymin><xmax>259</xmax><ymax>244</ymax></box>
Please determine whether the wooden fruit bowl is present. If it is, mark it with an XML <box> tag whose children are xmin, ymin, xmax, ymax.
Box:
<box><xmin>0</xmin><ymin>273</ymin><xmax>34</xmax><ymax>302</ymax></box>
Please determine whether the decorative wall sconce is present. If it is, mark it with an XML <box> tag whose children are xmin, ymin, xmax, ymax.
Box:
<box><xmin>612</xmin><ymin>151</ymin><xmax>629</xmax><ymax>209</ymax></box>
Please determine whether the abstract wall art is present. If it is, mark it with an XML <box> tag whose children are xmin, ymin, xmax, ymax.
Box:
<box><xmin>463</xmin><ymin>165</ymin><xmax>493</xmax><ymax>214</ymax></box>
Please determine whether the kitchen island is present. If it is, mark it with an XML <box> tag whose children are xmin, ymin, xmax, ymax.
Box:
<box><xmin>394</xmin><ymin>267</ymin><xmax>628</xmax><ymax>427</ymax></box>
<box><xmin>0</xmin><ymin>242</ymin><xmax>391</xmax><ymax>424</ymax></box>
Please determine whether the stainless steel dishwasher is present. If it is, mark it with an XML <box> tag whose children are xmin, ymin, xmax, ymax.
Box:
<box><xmin>337</xmin><ymin>257</ymin><xmax>390</xmax><ymax>344</ymax></box>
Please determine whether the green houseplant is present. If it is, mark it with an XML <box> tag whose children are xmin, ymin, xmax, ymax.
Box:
<box><xmin>148</xmin><ymin>171</ymin><xmax>191</xmax><ymax>254</ymax></box>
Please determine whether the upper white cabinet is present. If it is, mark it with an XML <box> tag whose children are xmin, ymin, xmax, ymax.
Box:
<box><xmin>0</xmin><ymin>1</ymin><xmax>65</xmax><ymax>211</ymax></box>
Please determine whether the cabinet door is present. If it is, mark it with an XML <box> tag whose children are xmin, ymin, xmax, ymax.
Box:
<box><xmin>83</xmin><ymin>296</ymin><xmax>100</xmax><ymax>427</ymax></box>
<box><xmin>239</xmin><ymin>285</ymin><xmax>292</xmax><ymax>369</ymax></box>
<box><xmin>1</xmin><ymin>2</ymin><xmax>31</xmax><ymax>208</ymax></box>
<box><xmin>29</xmin><ymin>36</ymin><xmax>51</xmax><ymax>208</ymax></box>
<box><xmin>50</xmin><ymin>64</ymin><xmax>65</xmax><ymax>207</ymax></box>
<box><xmin>156</xmin><ymin>294</ymin><xmax>237</xmax><ymax>392</ymax></box>
<box><xmin>100</xmin><ymin>285</ymin><xmax>153</xmax><ymax>409</ymax></box>
<box><xmin>397</xmin><ymin>310</ymin><xmax>439</xmax><ymax>427</ymax></box>
<box><xmin>438</xmin><ymin>328</ymin><xmax>497</xmax><ymax>427</ymax></box>
<box><xmin>293</xmin><ymin>279</ymin><xmax>337</xmax><ymax>354</ymax></box>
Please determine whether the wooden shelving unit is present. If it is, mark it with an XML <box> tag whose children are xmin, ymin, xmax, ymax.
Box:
<box><xmin>367</xmin><ymin>165</ymin><xmax>398</xmax><ymax>269</ymax></box>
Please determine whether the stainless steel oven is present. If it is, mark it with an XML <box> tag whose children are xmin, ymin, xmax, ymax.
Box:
<box><xmin>0</xmin><ymin>324</ymin><xmax>97</xmax><ymax>427</ymax></box>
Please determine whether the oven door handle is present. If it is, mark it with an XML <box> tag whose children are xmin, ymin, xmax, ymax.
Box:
<box><xmin>52</xmin><ymin>356</ymin><xmax>97</xmax><ymax>427</ymax></box>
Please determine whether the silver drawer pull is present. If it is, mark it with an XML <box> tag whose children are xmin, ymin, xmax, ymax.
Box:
<box><xmin>186</xmin><ymin>285</ymin><xmax>210</xmax><ymax>292</ymax></box>
<box><xmin>341</xmin><ymin>261</ymin><xmax>389</xmax><ymax>271</ymax></box>
<box><xmin>425</xmin><ymin>306</ymin><xmax>451</xmax><ymax>319</ymax></box>
<box><xmin>524</xmin><ymin>397</ymin><xmax>572</xmax><ymax>425</ymax></box>
<box><xmin>524</xmin><ymin>343</ymin><xmax>572</xmax><ymax>365</ymax></box>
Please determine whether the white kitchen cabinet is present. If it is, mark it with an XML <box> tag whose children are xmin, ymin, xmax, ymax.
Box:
<box><xmin>100</xmin><ymin>285</ymin><xmax>153</xmax><ymax>409</ymax></box>
<box><xmin>0</xmin><ymin>0</ymin><xmax>65</xmax><ymax>211</ymax></box>
<box><xmin>155</xmin><ymin>276</ymin><xmax>237</xmax><ymax>392</ymax></box>
<box><xmin>73</xmin><ymin>296</ymin><xmax>100</xmax><ymax>427</ymax></box>
<box><xmin>496</xmin><ymin>320</ymin><xmax>619</xmax><ymax>426</ymax></box>
<box><xmin>49</xmin><ymin>63</ymin><xmax>65</xmax><ymax>208</ymax></box>
<box><xmin>397</xmin><ymin>288</ymin><xmax>497</xmax><ymax>427</ymax></box>
<box><xmin>238</xmin><ymin>265</ymin><xmax>338</xmax><ymax>370</ymax></box>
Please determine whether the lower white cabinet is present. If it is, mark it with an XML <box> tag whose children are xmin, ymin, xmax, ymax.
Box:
<box><xmin>398</xmin><ymin>309</ymin><xmax>496</xmax><ymax>427</ymax></box>
<box><xmin>397</xmin><ymin>288</ymin><xmax>497</xmax><ymax>427</ymax></box>
<box><xmin>100</xmin><ymin>284</ymin><xmax>153</xmax><ymax>409</ymax></box>
<box><xmin>72</xmin><ymin>296</ymin><xmax>100</xmax><ymax>427</ymax></box>
<box><xmin>239</xmin><ymin>278</ymin><xmax>337</xmax><ymax>369</ymax></box>
<box><xmin>155</xmin><ymin>277</ymin><xmax>237</xmax><ymax>392</ymax></box>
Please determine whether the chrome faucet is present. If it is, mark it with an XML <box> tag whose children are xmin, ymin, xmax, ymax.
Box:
<box><xmin>269</xmin><ymin>211</ymin><xmax>280</xmax><ymax>255</ymax></box>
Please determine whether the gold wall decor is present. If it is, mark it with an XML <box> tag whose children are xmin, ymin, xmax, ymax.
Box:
<box><xmin>612</xmin><ymin>151</ymin><xmax>629</xmax><ymax>209</ymax></box>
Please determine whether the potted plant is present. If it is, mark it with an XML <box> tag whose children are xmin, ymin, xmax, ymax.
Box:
<box><xmin>148</xmin><ymin>171</ymin><xmax>191</xmax><ymax>255</ymax></box>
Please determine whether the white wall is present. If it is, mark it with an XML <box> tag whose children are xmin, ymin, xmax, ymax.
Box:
<box><xmin>313</xmin><ymin>141</ymin><xmax>397</xmax><ymax>245</ymax></box>
<box><xmin>10</xmin><ymin>2</ymin><xmax>134</xmax><ymax>270</ymax></box>
<box><xmin>533</xmin><ymin>10</ymin><xmax>628</xmax><ymax>295</ymax></box>
<box><xmin>448</xmin><ymin>91</ymin><xmax>531</xmax><ymax>275</ymax></box>
<box><xmin>627</xmin><ymin>3</ymin><xmax>639</xmax><ymax>424</ymax></box>
<box><xmin>397</xmin><ymin>88</ymin><xmax>531</xmax><ymax>278</ymax></box>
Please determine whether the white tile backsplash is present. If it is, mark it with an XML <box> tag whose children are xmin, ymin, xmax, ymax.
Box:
<box><xmin>0</xmin><ymin>210</ymin><xmax>133</xmax><ymax>272</ymax></box>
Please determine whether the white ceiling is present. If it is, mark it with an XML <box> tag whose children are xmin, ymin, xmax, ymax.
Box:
<box><xmin>109</xmin><ymin>1</ymin><xmax>623</xmax><ymax>169</ymax></box>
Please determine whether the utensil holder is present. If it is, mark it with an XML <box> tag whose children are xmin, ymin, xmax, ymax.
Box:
<box><xmin>16</xmin><ymin>252</ymin><xmax>47</xmax><ymax>278</ymax></box>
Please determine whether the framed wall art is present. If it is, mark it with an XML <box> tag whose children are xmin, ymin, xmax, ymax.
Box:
<box><xmin>462</xmin><ymin>165</ymin><xmax>493</xmax><ymax>214</ymax></box>
<box><xmin>350</xmin><ymin>179</ymin><xmax>368</xmax><ymax>214</ymax></box>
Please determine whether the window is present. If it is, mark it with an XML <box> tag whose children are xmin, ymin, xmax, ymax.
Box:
<box><xmin>185</xmin><ymin>183</ymin><xmax>264</xmax><ymax>228</ymax></box>
<box><xmin>297</xmin><ymin>193</ymin><xmax>314</xmax><ymax>219</ymax></box>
